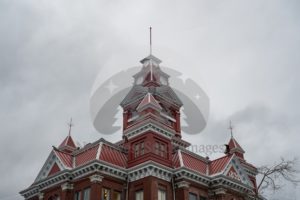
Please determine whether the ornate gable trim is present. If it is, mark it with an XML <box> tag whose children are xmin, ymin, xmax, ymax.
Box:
<box><xmin>124</xmin><ymin>118</ymin><xmax>175</xmax><ymax>140</ymax></box>
<box><xmin>219</xmin><ymin>156</ymin><xmax>253</xmax><ymax>188</ymax></box>
<box><xmin>34</xmin><ymin>150</ymin><xmax>66</xmax><ymax>182</ymax></box>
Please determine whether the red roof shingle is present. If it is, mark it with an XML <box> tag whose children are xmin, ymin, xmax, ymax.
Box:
<box><xmin>99</xmin><ymin>144</ymin><xmax>127</xmax><ymax>168</ymax></box>
<box><xmin>54</xmin><ymin>150</ymin><xmax>73</xmax><ymax>168</ymax></box>
<box><xmin>181</xmin><ymin>152</ymin><xmax>207</xmax><ymax>174</ymax></box>
<box><xmin>209</xmin><ymin>155</ymin><xmax>232</xmax><ymax>175</ymax></box>
<box><xmin>75</xmin><ymin>144</ymin><xmax>99</xmax><ymax>167</ymax></box>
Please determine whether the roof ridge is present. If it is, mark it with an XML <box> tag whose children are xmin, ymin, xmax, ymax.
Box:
<box><xmin>180</xmin><ymin>148</ymin><xmax>209</xmax><ymax>163</ymax></box>
<box><xmin>72</xmin><ymin>138</ymin><xmax>125</xmax><ymax>156</ymax></box>
<box><xmin>96</xmin><ymin>141</ymin><xmax>103</xmax><ymax>160</ymax></box>
<box><xmin>209</xmin><ymin>154</ymin><xmax>233</xmax><ymax>163</ymax></box>
<box><xmin>178</xmin><ymin>149</ymin><xmax>184</xmax><ymax>167</ymax></box>
<box><xmin>53</xmin><ymin>150</ymin><xmax>69</xmax><ymax>169</ymax></box>
<box><xmin>58</xmin><ymin>134</ymin><xmax>76</xmax><ymax>150</ymax></box>
<box><xmin>53</xmin><ymin>147</ymin><xmax>72</xmax><ymax>155</ymax></box>
<box><xmin>136</xmin><ymin>92</ymin><xmax>162</xmax><ymax>111</ymax></box>
<box><xmin>72</xmin><ymin>140</ymin><xmax>102</xmax><ymax>156</ymax></box>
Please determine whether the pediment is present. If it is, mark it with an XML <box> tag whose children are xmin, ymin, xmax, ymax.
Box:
<box><xmin>223</xmin><ymin>156</ymin><xmax>254</xmax><ymax>188</ymax></box>
<box><xmin>34</xmin><ymin>150</ymin><xmax>65</xmax><ymax>182</ymax></box>
<box><xmin>155</xmin><ymin>86</ymin><xmax>183</xmax><ymax>107</ymax></box>
<box><xmin>120</xmin><ymin>85</ymin><xmax>148</xmax><ymax>107</ymax></box>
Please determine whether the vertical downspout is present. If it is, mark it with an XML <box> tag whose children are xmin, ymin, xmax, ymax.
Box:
<box><xmin>126</xmin><ymin>177</ymin><xmax>129</xmax><ymax>200</ymax></box>
<box><xmin>171</xmin><ymin>175</ymin><xmax>176</xmax><ymax>200</ymax></box>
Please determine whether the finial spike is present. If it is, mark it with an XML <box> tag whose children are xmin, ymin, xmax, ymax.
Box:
<box><xmin>67</xmin><ymin>118</ymin><xmax>74</xmax><ymax>136</ymax></box>
<box><xmin>228</xmin><ymin>120</ymin><xmax>234</xmax><ymax>138</ymax></box>
<box><xmin>149</xmin><ymin>26</ymin><xmax>152</xmax><ymax>55</ymax></box>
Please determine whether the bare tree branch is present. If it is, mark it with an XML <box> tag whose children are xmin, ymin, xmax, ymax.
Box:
<box><xmin>257</xmin><ymin>157</ymin><xmax>300</xmax><ymax>193</ymax></box>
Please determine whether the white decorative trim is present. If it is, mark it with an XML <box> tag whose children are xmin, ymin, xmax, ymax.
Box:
<box><xmin>96</xmin><ymin>142</ymin><xmax>103</xmax><ymax>159</ymax></box>
<box><xmin>89</xmin><ymin>174</ymin><xmax>104</xmax><ymax>183</ymax></box>
<box><xmin>210</xmin><ymin>175</ymin><xmax>254</xmax><ymax>194</ymax></box>
<box><xmin>213</xmin><ymin>188</ymin><xmax>226</xmax><ymax>195</ymax></box>
<box><xmin>127</xmin><ymin>162</ymin><xmax>173</xmax><ymax>182</ymax></box>
<box><xmin>174</xmin><ymin>168</ymin><xmax>210</xmax><ymax>186</ymax></box>
<box><xmin>125</xmin><ymin>121</ymin><xmax>175</xmax><ymax>140</ymax></box>
<box><xmin>72</xmin><ymin>161</ymin><xmax>127</xmax><ymax>181</ymax></box>
<box><xmin>61</xmin><ymin>182</ymin><xmax>74</xmax><ymax>191</ymax></box>
<box><xmin>21</xmin><ymin>156</ymin><xmax>255</xmax><ymax>199</ymax></box>
<box><xmin>35</xmin><ymin>151</ymin><xmax>65</xmax><ymax>182</ymax></box>
<box><xmin>53</xmin><ymin>151</ymin><xmax>72</xmax><ymax>170</ymax></box>
<box><xmin>160</xmin><ymin>112</ymin><xmax>176</xmax><ymax>122</ymax></box>
<box><xmin>176</xmin><ymin>181</ymin><xmax>190</xmax><ymax>188</ymax></box>
<box><xmin>224</xmin><ymin>157</ymin><xmax>253</xmax><ymax>187</ymax></box>
<box><xmin>38</xmin><ymin>192</ymin><xmax>44</xmax><ymax>200</ymax></box>
<box><xmin>178</xmin><ymin>150</ymin><xmax>184</xmax><ymax>167</ymax></box>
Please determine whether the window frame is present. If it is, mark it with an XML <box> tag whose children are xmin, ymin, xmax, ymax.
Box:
<box><xmin>188</xmin><ymin>192</ymin><xmax>198</xmax><ymax>200</ymax></box>
<box><xmin>74</xmin><ymin>191</ymin><xmax>81</xmax><ymax>200</ymax></box>
<box><xmin>158</xmin><ymin>188</ymin><xmax>167</xmax><ymax>200</ymax></box>
<box><xmin>135</xmin><ymin>190</ymin><xmax>144</xmax><ymax>200</ymax></box>
<box><xmin>102</xmin><ymin>187</ymin><xmax>111</xmax><ymax>200</ymax></box>
<box><xmin>134</xmin><ymin>141</ymin><xmax>145</xmax><ymax>158</ymax></box>
<box><xmin>82</xmin><ymin>187</ymin><xmax>90</xmax><ymax>200</ymax></box>
<box><xmin>154</xmin><ymin>141</ymin><xmax>167</xmax><ymax>158</ymax></box>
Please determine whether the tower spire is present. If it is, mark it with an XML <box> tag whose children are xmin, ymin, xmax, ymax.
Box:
<box><xmin>228</xmin><ymin>120</ymin><xmax>234</xmax><ymax>138</ymax></box>
<box><xmin>67</xmin><ymin>118</ymin><xmax>74</xmax><ymax>136</ymax></box>
<box><xmin>149</xmin><ymin>26</ymin><xmax>152</xmax><ymax>55</ymax></box>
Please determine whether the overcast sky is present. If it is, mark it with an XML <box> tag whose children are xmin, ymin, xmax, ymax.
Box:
<box><xmin>1</xmin><ymin>0</ymin><xmax>300</xmax><ymax>199</ymax></box>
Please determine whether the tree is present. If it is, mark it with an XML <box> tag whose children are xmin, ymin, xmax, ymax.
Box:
<box><xmin>257</xmin><ymin>157</ymin><xmax>300</xmax><ymax>194</ymax></box>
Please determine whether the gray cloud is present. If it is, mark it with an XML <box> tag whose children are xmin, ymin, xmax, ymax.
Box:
<box><xmin>0</xmin><ymin>0</ymin><xmax>299</xmax><ymax>199</ymax></box>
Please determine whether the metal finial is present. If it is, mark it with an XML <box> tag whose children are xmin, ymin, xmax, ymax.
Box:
<box><xmin>228</xmin><ymin>120</ymin><xmax>234</xmax><ymax>138</ymax></box>
<box><xmin>67</xmin><ymin>118</ymin><xmax>74</xmax><ymax>136</ymax></box>
<box><xmin>150</xmin><ymin>26</ymin><xmax>152</xmax><ymax>55</ymax></box>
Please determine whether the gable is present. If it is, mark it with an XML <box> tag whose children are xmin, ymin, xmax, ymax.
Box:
<box><xmin>34</xmin><ymin>150</ymin><xmax>66</xmax><ymax>182</ymax></box>
<box><xmin>48</xmin><ymin>163</ymin><xmax>61</xmax><ymax>177</ymax></box>
<box><xmin>223</xmin><ymin>156</ymin><xmax>254</xmax><ymax>188</ymax></box>
<box><xmin>156</xmin><ymin>86</ymin><xmax>183</xmax><ymax>106</ymax></box>
<box><xmin>120</xmin><ymin>85</ymin><xmax>148</xmax><ymax>107</ymax></box>
<box><xmin>226</xmin><ymin>166</ymin><xmax>241</xmax><ymax>181</ymax></box>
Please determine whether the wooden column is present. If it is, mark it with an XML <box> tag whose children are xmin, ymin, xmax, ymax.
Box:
<box><xmin>38</xmin><ymin>193</ymin><xmax>44</xmax><ymax>200</ymax></box>
<box><xmin>61</xmin><ymin>182</ymin><xmax>74</xmax><ymax>200</ymax></box>
<box><xmin>175</xmin><ymin>181</ymin><xmax>190</xmax><ymax>200</ymax></box>
<box><xmin>89</xmin><ymin>174</ymin><xmax>103</xmax><ymax>200</ymax></box>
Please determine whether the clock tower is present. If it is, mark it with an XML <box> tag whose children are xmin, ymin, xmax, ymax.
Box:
<box><xmin>120</xmin><ymin>54</ymin><xmax>190</xmax><ymax>168</ymax></box>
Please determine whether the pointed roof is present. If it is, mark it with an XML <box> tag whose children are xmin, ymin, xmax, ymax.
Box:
<box><xmin>59</xmin><ymin>135</ymin><xmax>76</xmax><ymax>150</ymax></box>
<box><xmin>136</xmin><ymin>93</ymin><xmax>162</xmax><ymax>112</ymax></box>
<box><xmin>228</xmin><ymin>137</ymin><xmax>245</xmax><ymax>153</ymax></box>
<box><xmin>209</xmin><ymin>154</ymin><xmax>233</xmax><ymax>175</ymax></box>
<box><xmin>140</xmin><ymin>54</ymin><xmax>162</xmax><ymax>64</ymax></box>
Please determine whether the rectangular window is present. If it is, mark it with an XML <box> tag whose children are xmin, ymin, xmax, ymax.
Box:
<box><xmin>135</xmin><ymin>190</ymin><xmax>144</xmax><ymax>200</ymax></box>
<box><xmin>83</xmin><ymin>188</ymin><xmax>90</xmax><ymax>200</ymax></box>
<box><xmin>134</xmin><ymin>142</ymin><xmax>145</xmax><ymax>158</ymax></box>
<box><xmin>155</xmin><ymin>142</ymin><xmax>159</xmax><ymax>155</ymax></box>
<box><xmin>112</xmin><ymin>191</ymin><xmax>121</xmax><ymax>200</ymax></box>
<box><xmin>74</xmin><ymin>191</ymin><xmax>81</xmax><ymax>200</ymax></box>
<box><xmin>189</xmin><ymin>193</ymin><xmax>197</xmax><ymax>200</ymax></box>
<box><xmin>154</xmin><ymin>141</ymin><xmax>166</xmax><ymax>158</ymax></box>
<box><xmin>141</xmin><ymin>142</ymin><xmax>144</xmax><ymax>155</ymax></box>
<box><xmin>135</xmin><ymin>144</ymin><xmax>139</xmax><ymax>158</ymax></box>
<box><xmin>160</xmin><ymin>143</ymin><xmax>165</xmax><ymax>157</ymax></box>
<box><xmin>102</xmin><ymin>188</ymin><xmax>111</xmax><ymax>200</ymax></box>
<box><xmin>158</xmin><ymin>189</ymin><xmax>166</xmax><ymax>200</ymax></box>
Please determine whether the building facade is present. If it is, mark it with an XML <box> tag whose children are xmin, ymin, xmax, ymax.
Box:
<box><xmin>20</xmin><ymin>54</ymin><xmax>259</xmax><ymax>200</ymax></box>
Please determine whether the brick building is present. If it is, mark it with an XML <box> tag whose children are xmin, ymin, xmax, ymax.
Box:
<box><xmin>20</xmin><ymin>54</ymin><xmax>259</xmax><ymax>200</ymax></box>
